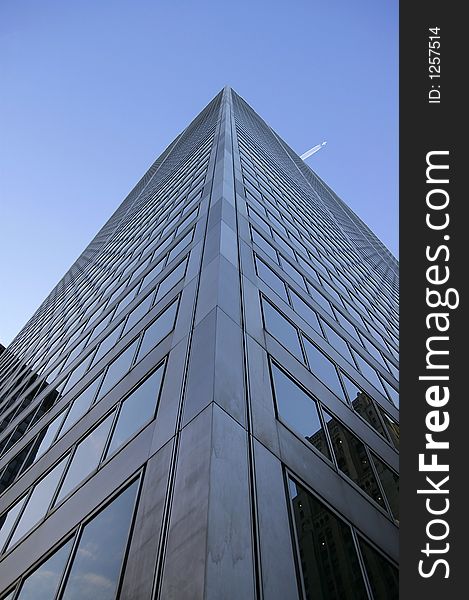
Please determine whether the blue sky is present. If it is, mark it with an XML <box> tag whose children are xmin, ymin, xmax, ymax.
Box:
<box><xmin>0</xmin><ymin>0</ymin><xmax>398</xmax><ymax>345</ymax></box>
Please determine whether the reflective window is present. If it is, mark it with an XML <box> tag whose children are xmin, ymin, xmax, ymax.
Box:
<box><xmin>96</xmin><ymin>340</ymin><xmax>138</xmax><ymax>401</ymax></box>
<box><xmin>155</xmin><ymin>258</ymin><xmax>187</xmax><ymax>303</ymax></box>
<box><xmin>25</xmin><ymin>410</ymin><xmax>66</xmax><ymax>466</ymax></box>
<box><xmin>136</xmin><ymin>300</ymin><xmax>178</xmax><ymax>361</ymax></box>
<box><xmin>358</xmin><ymin>538</ymin><xmax>398</xmax><ymax>600</ymax></box>
<box><xmin>17</xmin><ymin>538</ymin><xmax>73</xmax><ymax>600</ymax></box>
<box><xmin>305</xmin><ymin>282</ymin><xmax>334</xmax><ymax>316</ymax></box>
<box><xmin>289</xmin><ymin>479</ymin><xmax>369</xmax><ymax>599</ymax></box>
<box><xmin>251</xmin><ymin>228</ymin><xmax>278</xmax><ymax>262</ymax></box>
<box><xmin>55</xmin><ymin>414</ymin><xmax>114</xmax><ymax>504</ymax></box>
<box><xmin>322</xmin><ymin>410</ymin><xmax>386</xmax><ymax>510</ymax></box>
<box><xmin>90</xmin><ymin>324</ymin><xmax>124</xmax><ymax>367</ymax></box>
<box><xmin>8</xmin><ymin>457</ymin><xmax>69</xmax><ymax>549</ymax></box>
<box><xmin>303</xmin><ymin>338</ymin><xmax>345</xmax><ymax>401</ymax></box>
<box><xmin>262</xmin><ymin>300</ymin><xmax>303</xmax><ymax>361</ymax></box>
<box><xmin>0</xmin><ymin>495</ymin><xmax>27</xmax><ymax>552</ymax></box>
<box><xmin>60</xmin><ymin>376</ymin><xmax>104</xmax><ymax>435</ymax></box>
<box><xmin>167</xmin><ymin>229</ymin><xmax>193</xmax><ymax>263</ymax></box>
<box><xmin>61</xmin><ymin>479</ymin><xmax>139</xmax><ymax>600</ymax></box>
<box><xmin>255</xmin><ymin>257</ymin><xmax>288</xmax><ymax>302</ymax></box>
<box><xmin>340</xmin><ymin>373</ymin><xmax>388</xmax><ymax>440</ymax></box>
<box><xmin>106</xmin><ymin>364</ymin><xmax>164</xmax><ymax>457</ymax></box>
<box><xmin>321</xmin><ymin>321</ymin><xmax>353</xmax><ymax>363</ymax></box>
<box><xmin>0</xmin><ymin>441</ymin><xmax>35</xmax><ymax>494</ymax></box>
<box><xmin>122</xmin><ymin>293</ymin><xmax>154</xmax><ymax>335</ymax></box>
<box><xmin>352</xmin><ymin>351</ymin><xmax>386</xmax><ymax>396</ymax></box>
<box><xmin>289</xmin><ymin>290</ymin><xmax>322</xmax><ymax>334</ymax></box>
<box><xmin>271</xmin><ymin>363</ymin><xmax>330</xmax><ymax>460</ymax></box>
<box><xmin>379</xmin><ymin>410</ymin><xmax>400</xmax><ymax>449</ymax></box>
<box><xmin>371</xmin><ymin>454</ymin><xmax>399</xmax><ymax>521</ymax></box>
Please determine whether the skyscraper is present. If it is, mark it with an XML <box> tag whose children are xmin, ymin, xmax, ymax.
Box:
<box><xmin>0</xmin><ymin>88</ymin><xmax>399</xmax><ymax>599</ymax></box>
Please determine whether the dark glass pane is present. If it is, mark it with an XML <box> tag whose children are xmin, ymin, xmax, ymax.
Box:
<box><xmin>0</xmin><ymin>441</ymin><xmax>34</xmax><ymax>494</ymax></box>
<box><xmin>323</xmin><ymin>410</ymin><xmax>386</xmax><ymax>510</ymax></box>
<box><xmin>262</xmin><ymin>300</ymin><xmax>303</xmax><ymax>361</ymax></box>
<box><xmin>271</xmin><ymin>364</ymin><xmax>330</xmax><ymax>459</ymax></box>
<box><xmin>17</xmin><ymin>538</ymin><xmax>73</xmax><ymax>600</ymax></box>
<box><xmin>106</xmin><ymin>365</ymin><xmax>164</xmax><ymax>456</ymax></box>
<box><xmin>341</xmin><ymin>373</ymin><xmax>388</xmax><ymax>439</ymax></box>
<box><xmin>371</xmin><ymin>454</ymin><xmax>399</xmax><ymax>521</ymax></box>
<box><xmin>61</xmin><ymin>480</ymin><xmax>139</xmax><ymax>600</ymax></box>
<box><xmin>289</xmin><ymin>479</ymin><xmax>368</xmax><ymax>600</ymax></box>
<box><xmin>8</xmin><ymin>457</ymin><xmax>69</xmax><ymax>549</ymax></box>
<box><xmin>0</xmin><ymin>495</ymin><xmax>27</xmax><ymax>552</ymax></box>
<box><xmin>55</xmin><ymin>414</ymin><xmax>114</xmax><ymax>504</ymax></box>
<box><xmin>378</xmin><ymin>409</ymin><xmax>400</xmax><ymax>449</ymax></box>
<box><xmin>23</xmin><ymin>411</ymin><xmax>66</xmax><ymax>469</ymax></box>
<box><xmin>136</xmin><ymin>300</ymin><xmax>178</xmax><ymax>361</ymax></box>
<box><xmin>96</xmin><ymin>341</ymin><xmax>138</xmax><ymax>401</ymax></box>
<box><xmin>358</xmin><ymin>538</ymin><xmax>399</xmax><ymax>600</ymax></box>
<box><xmin>303</xmin><ymin>339</ymin><xmax>345</xmax><ymax>401</ymax></box>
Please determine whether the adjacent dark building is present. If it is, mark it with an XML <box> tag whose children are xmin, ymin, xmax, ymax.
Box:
<box><xmin>0</xmin><ymin>88</ymin><xmax>399</xmax><ymax>599</ymax></box>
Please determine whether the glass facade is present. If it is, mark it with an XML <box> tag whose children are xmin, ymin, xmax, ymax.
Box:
<box><xmin>0</xmin><ymin>88</ymin><xmax>398</xmax><ymax>599</ymax></box>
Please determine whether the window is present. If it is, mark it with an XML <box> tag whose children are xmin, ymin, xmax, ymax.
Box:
<box><xmin>303</xmin><ymin>338</ymin><xmax>345</xmax><ymax>401</ymax></box>
<box><xmin>95</xmin><ymin>340</ymin><xmax>138</xmax><ymax>401</ymax></box>
<box><xmin>271</xmin><ymin>363</ymin><xmax>330</xmax><ymax>460</ymax></box>
<box><xmin>54</xmin><ymin>413</ymin><xmax>114</xmax><ymax>505</ymax></box>
<box><xmin>320</xmin><ymin>320</ymin><xmax>353</xmax><ymax>363</ymax></box>
<box><xmin>59</xmin><ymin>375</ymin><xmax>104</xmax><ymax>435</ymax></box>
<box><xmin>262</xmin><ymin>299</ymin><xmax>303</xmax><ymax>361</ymax></box>
<box><xmin>340</xmin><ymin>373</ymin><xmax>392</xmax><ymax>442</ymax></box>
<box><xmin>135</xmin><ymin>299</ymin><xmax>178</xmax><ymax>362</ymax></box>
<box><xmin>16</xmin><ymin>538</ymin><xmax>74</xmax><ymax>600</ymax></box>
<box><xmin>122</xmin><ymin>293</ymin><xmax>154</xmax><ymax>336</ymax></box>
<box><xmin>6</xmin><ymin>479</ymin><xmax>140</xmax><ymax>600</ymax></box>
<box><xmin>371</xmin><ymin>454</ymin><xmax>399</xmax><ymax>520</ymax></box>
<box><xmin>288</xmin><ymin>479</ymin><xmax>369</xmax><ymax>599</ymax></box>
<box><xmin>289</xmin><ymin>290</ymin><xmax>322</xmax><ymax>335</ymax></box>
<box><xmin>6</xmin><ymin>457</ymin><xmax>69</xmax><ymax>550</ymax></box>
<box><xmin>60</xmin><ymin>480</ymin><xmax>139</xmax><ymax>600</ymax></box>
<box><xmin>106</xmin><ymin>364</ymin><xmax>165</xmax><ymax>457</ymax></box>
<box><xmin>155</xmin><ymin>258</ymin><xmax>187</xmax><ymax>303</ymax></box>
<box><xmin>255</xmin><ymin>257</ymin><xmax>288</xmax><ymax>302</ymax></box>
<box><xmin>0</xmin><ymin>495</ymin><xmax>27</xmax><ymax>552</ymax></box>
<box><xmin>358</xmin><ymin>538</ymin><xmax>399</xmax><ymax>599</ymax></box>
<box><xmin>322</xmin><ymin>410</ymin><xmax>386</xmax><ymax>510</ymax></box>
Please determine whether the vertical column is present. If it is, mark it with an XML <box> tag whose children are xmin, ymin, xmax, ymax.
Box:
<box><xmin>157</xmin><ymin>89</ymin><xmax>256</xmax><ymax>600</ymax></box>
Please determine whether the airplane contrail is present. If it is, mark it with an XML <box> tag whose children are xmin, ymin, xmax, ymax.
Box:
<box><xmin>300</xmin><ymin>141</ymin><xmax>327</xmax><ymax>160</ymax></box>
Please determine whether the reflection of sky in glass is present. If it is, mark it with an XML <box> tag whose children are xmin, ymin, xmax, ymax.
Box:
<box><xmin>0</xmin><ymin>495</ymin><xmax>27</xmax><ymax>552</ymax></box>
<box><xmin>106</xmin><ymin>365</ymin><xmax>163</xmax><ymax>457</ymax></box>
<box><xmin>8</xmin><ymin>457</ymin><xmax>68</xmax><ymax>549</ymax></box>
<box><xmin>17</xmin><ymin>539</ymin><xmax>73</xmax><ymax>600</ymax></box>
<box><xmin>61</xmin><ymin>480</ymin><xmax>138</xmax><ymax>600</ymax></box>
<box><xmin>55</xmin><ymin>413</ymin><xmax>114</xmax><ymax>504</ymax></box>
<box><xmin>271</xmin><ymin>364</ymin><xmax>324</xmax><ymax>446</ymax></box>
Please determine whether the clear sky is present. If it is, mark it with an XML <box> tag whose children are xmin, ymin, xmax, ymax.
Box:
<box><xmin>0</xmin><ymin>0</ymin><xmax>398</xmax><ymax>346</ymax></box>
